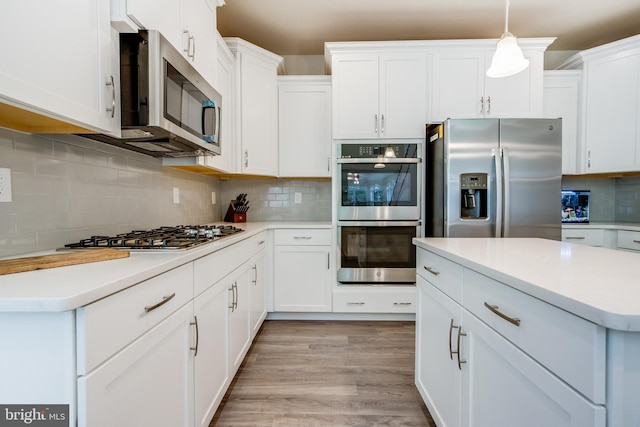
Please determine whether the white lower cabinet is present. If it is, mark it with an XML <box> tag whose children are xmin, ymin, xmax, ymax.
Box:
<box><xmin>273</xmin><ymin>229</ymin><xmax>332</xmax><ymax>312</ymax></box>
<box><xmin>617</xmin><ymin>230</ymin><xmax>640</xmax><ymax>253</ymax></box>
<box><xmin>461</xmin><ymin>311</ymin><xmax>605</xmax><ymax>427</ymax></box>
<box><xmin>78</xmin><ymin>302</ymin><xmax>195</xmax><ymax>427</ymax></box>
<box><xmin>332</xmin><ymin>286</ymin><xmax>416</xmax><ymax>313</ymax></box>
<box><xmin>249</xmin><ymin>249</ymin><xmax>268</xmax><ymax>337</ymax></box>
<box><xmin>416</xmin><ymin>276</ymin><xmax>461</xmax><ymax>427</ymax></box>
<box><xmin>227</xmin><ymin>264</ymin><xmax>252</xmax><ymax>373</ymax></box>
<box><xmin>416</xmin><ymin>247</ymin><xmax>606</xmax><ymax>427</ymax></box>
<box><xmin>193</xmin><ymin>280</ymin><xmax>228</xmax><ymax>427</ymax></box>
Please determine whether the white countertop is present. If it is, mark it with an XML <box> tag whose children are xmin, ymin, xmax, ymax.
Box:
<box><xmin>0</xmin><ymin>221</ymin><xmax>331</xmax><ymax>312</ymax></box>
<box><xmin>413</xmin><ymin>237</ymin><xmax>640</xmax><ymax>331</ymax></box>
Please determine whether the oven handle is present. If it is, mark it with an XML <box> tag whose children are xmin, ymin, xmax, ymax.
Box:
<box><xmin>337</xmin><ymin>220</ymin><xmax>421</xmax><ymax>227</ymax></box>
<box><xmin>337</xmin><ymin>158</ymin><xmax>422</xmax><ymax>164</ymax></box>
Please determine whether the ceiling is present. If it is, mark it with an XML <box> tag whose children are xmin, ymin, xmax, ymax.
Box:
<box><xmin>217</xmin><ymin>0</ymin><xmax>640</xmax><ymax>56</ymax></box>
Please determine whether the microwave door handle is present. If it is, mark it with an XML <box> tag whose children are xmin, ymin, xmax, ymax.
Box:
<box><xmin>201</xmin><ymin>100</ymin><xmax>216</xmax><ymax>142</ymax></box>
<box><xmin>493</xmin><ymin>148</ymin><xmax>503</xmax><ymax>238</ymax></box>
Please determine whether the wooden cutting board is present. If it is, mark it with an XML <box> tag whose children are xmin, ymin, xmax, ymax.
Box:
<box><xmin>0</xmin><ymin>248</ymin><xmax>130</xmax><ymax>275</ymax></box>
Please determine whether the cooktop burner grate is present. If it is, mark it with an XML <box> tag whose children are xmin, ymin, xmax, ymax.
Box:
<box><xmin>64</xmin><ymin>225</ymin><xmax>244</xmax><ymax>250</ymax></box>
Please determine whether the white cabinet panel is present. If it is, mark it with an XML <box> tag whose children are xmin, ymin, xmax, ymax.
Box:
<box><xmin>193</xmin><ymin>281</ymin><xmax>228</xmax><ymax>427</ymax></box>
<box><xmin>0</xmin><ymin>0</ymin><xmax>118</xmax><ymax>134</ymax></box>
<box><xmin>78</xmin><ymin>303</ymin><xmax>194</xmax><ymax>427</ymax></box>
<box><xmin>329</xmin><ymin>48</ymin><xmax>427</xmax><ymax>140</ymax></box>
<box><xmin>583</xmin><ymin>48</ymin><xmax>640</xmax><ymax>173</ymax></box>
<box><xmin>544</xmin><ymin>71</ymin><xmax>582</xmax><ymax>174</ymax></box>
<box><xmin>278</xmin><ymin>76</ymin><xmax>332</xmax><ymax>177</ymax></box>
<box><xmin>461</xmin><ymin>311</ymin><xmax>605</xmax><ymax>427</ymax></box>
<box><xmin>416</xmin><ymin>276</ymin><xmax>462</xmax><ymax>427</ymax></box>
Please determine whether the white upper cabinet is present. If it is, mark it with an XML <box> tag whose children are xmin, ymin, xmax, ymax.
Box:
<box><xmin>278</xmin><ymin>76</ymin><xmax>332</xmax><ymax>178</ymax></box>
<box><xmin>574</xmin><ymin>36</ymin><xmax>640</xmax><ymax>174</ymax></box>
<box><xmin>543</xmin><ymin>71</ymin><xmax>582</xmax><ymax>175</ymax></box>
<box><xmin>226</xmin><ymin>38</ymin><xmax>283</xmax><ymax>177</ymax></box>
<box><xmin>431</xmin><ymin>39</ymin><xmax>553</xmax><ymax>121</ymax></box>
<box><xmin>111</xmin><ymin>0</ymin><xmax>218</xmax><ymax>83</ymax></box>
<box><xmin>0</xmin><ymin>0</ymin><xmax>119</xmax><ymax>135</ymax></box>
<box><xmin>326</xmin><ymin>44</ymin><xmax>428</xmax><ymax>140</ymax></box>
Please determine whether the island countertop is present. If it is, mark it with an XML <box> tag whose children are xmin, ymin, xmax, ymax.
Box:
<box><xmin>413</xmin><ymin>237</ymin><xmax>640</xmax><ymax>331</ymax></box>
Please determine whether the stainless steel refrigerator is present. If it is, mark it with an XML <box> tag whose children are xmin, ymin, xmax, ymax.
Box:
<box><xmin>425</xmin><ymin>118</ymin><xmax>562</xmax><ymax>240</ymax></box>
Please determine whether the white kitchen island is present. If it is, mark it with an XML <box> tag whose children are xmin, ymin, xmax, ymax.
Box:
<box><xmin>413</xmin><ymin>237</ymin><xmax>640</xmax><ymax>427</ymax></box>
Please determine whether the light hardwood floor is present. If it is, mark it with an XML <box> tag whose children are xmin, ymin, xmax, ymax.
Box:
<box><xmin>210</xmin><ymin>320</ymin><xmax>436</xmax><ymax>427</ymax></box>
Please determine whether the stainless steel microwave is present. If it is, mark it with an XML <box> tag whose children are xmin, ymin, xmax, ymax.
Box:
<box><xmin>78</xmin><ymin>30</ymin><xmax>222</xmax><ymax>158</ymax></box>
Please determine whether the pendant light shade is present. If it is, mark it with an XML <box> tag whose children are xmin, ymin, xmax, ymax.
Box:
<box><xmin>486</xmin><ymin>0</ymin><xmax>529</xmax><ymax>78</ymax></box>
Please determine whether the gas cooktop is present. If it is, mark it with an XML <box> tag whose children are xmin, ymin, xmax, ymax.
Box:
<box><xmin>64</xmin><ymin>225</ymin><xmax>244</xmax><ymax>251</ymax></box>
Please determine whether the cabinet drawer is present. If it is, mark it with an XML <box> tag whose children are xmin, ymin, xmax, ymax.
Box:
<box><xmin>274</xmin><ymin>228</ymin><xmax>331</xmax><ymax>246</ymax></box>
<box><xmin>463</xmin><ymin>269</ymin><xmax>606</xmax><ymax>404</ymax></box>
<box><xmin>76</xmin><ymin>263</ymin><xmax>193</xmax><ymax>375</ymax></box>
<box><xmin>617</xmin><ymin>230</ymin><xmax>640</xmax><ymax>252</ymax></box>
<box><xmin>561</xmin><ymin>228</ymin><xmax>604</xmax><ymax>246</ymax></box>
<box><xmin>333</xmin><ymin>287</ymin><xmax>415</xmax><ymax>313</ymax></box>
<box><xmin>416</xmin><ymin>249</ymin><xmax>463</xmax><ymax>303</ymax></box>
<box><xmin>194</xmin><ymin>231</ymin><xmax>267</xmax><ymax>296</ymax></box>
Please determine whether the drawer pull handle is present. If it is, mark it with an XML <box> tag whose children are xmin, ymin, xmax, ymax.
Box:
<box><xmin>258</xmin><ymin>240</ymin><xmax>266</xmax><ymax>245</ymax></box>
<box><xmin>484</xmin><ymin>302</ymin><xmax>521</xmax><ymax>327</ymax></box>
<box><xmin>293</xmin><ymin>236</ymin><xmax>312</xmax><ymax>240</ymax></box>
<box><xmin>144</xmin><ymin>293</ymin><xmax>176</xmax><ymax>313</ymax></box>
<box><xmin>393</xmin><ymin>302</ymin><xmax>412</xmax><ymax>306</ymax></box>
<box><xmin>423</xmin><ymin>266</ymin><xmax>440</xmax><ymax>276</ymax></box>
<box><xmin>633</xmin><ymin>240</ymin><xmax>640</xmax><ymax>244</ymax></box>
<box><xmin>190</xmin><ymin>316</ymin><xmax>199</xmax><ymax>356</ymax></box>
<box><xmin>565</xmin><ymin>236</ymin><xmax>585</xmax><ymax>240</ymax></box>
<box><xmin>347</xmin><ymin>302</ymin><xmax>365</xmax><ymax>305</ymax></box>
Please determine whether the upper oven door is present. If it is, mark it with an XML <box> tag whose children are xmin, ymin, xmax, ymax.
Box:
<box><xmin>338</xmin><ymin>157</ymin><xmax>421</xmax><ymax>220</ymax></box>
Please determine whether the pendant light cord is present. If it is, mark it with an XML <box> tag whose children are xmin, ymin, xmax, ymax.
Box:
<box><xmin>504</xmin><ymin>0</ymin><xmax>510</xmax><ymax>34</ymax></box>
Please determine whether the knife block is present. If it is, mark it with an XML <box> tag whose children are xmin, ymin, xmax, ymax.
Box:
<box><xmin>224</xmin><ymin>202</ymin><xmax>247</xmax><ymax>223</ymax></box>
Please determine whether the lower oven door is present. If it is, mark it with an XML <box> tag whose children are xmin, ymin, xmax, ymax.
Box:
<box><xmin>337</xmin><ymin>221</ymin><xmax>419</xmax><ymax>285</ymax></box>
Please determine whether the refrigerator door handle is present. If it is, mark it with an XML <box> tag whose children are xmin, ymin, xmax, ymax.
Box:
<box><xmin>493</xmin><ymin>148</ymin><xmax>503</xmax><ymax>238</ymax></box>
<box><xmin>502</xmin><ymin>147</ymin><xmax>511</xmax><ymax>237</ymax></box>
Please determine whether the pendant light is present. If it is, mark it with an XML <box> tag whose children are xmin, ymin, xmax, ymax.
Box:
<box><xmin>486</xmin><ymin>0</ymin><xmax>529</xmax><ymax>78</ymax></box>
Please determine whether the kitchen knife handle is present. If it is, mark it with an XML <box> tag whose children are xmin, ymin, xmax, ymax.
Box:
<box><xmin>144</xmin><ymin>293</ymin><xmax>176</xmax><ymax>313</ymax></box>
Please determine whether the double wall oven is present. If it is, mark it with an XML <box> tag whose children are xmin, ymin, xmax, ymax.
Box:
<box><xmin>337</xmin><ymin>143</ymin><xmax>422</xmax><ymax>285</ymax></box>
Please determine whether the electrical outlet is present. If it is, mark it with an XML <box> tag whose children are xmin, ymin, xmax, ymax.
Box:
<box><xmin>173</xmin><ymin>187</ymin><xmax>180</xmax><ymax>204</ymax></box>
<box><xmin>211</xmin><ymin>191</ymin><xmax>216</xmax><ymax>204</ymax></box>
<box><xmin>294</xmin><ymin>192</ymin><xmax>302</xmax><ymax>204</ymax></box>
<box><xmin>0</xmin><ymin>168</ymin><xmax>12</xmax><ymax>203</ymax></box>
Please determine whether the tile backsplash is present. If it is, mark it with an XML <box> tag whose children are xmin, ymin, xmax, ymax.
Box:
<box><xmin>0</xmin><ymin>128</ymin><xmax>332</xmax><ymax>258</ymax></box>
<box><xmin>0</xmin><ymin>128</ymin><xmax>221</xmax><ymax>257</ymax></box>
<box><xmin>562</xmin><ymin>176</ymin><xmax>640</xmax><ymax>223</ymax></box>
<box><xmin>220</xmin><ymin>179</ymin><xmax>331</xmax><ymax>222</ymax></box>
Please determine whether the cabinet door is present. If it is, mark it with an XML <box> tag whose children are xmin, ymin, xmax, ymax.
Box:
<box><xmin>278</xmin><ymin>78</ymin><xmax>332</xmax><ymax>177</ymax></box>
<box><xmin>583</xmin><ymin>50</ymin><xmax>640</xmax><ymax>173</ymax></box>
<box><xmin>249</xmin><ymin>250</ymin><xmax>267</xmax><ymax>338</ymax></box>
<box><xmin>0</xmin><ymin>0</ymin><xmax>118</xmax><ymax>134</ymax></box>
<box><xmin>544</xmin><ymin>72</ymin><xmax>581</xmax><ymax>174</ymax></box>
<box><xmin>240</xmin><ymin>53</ymin><xmax>279</xmax><ymax>175</ymax></box>
<box><xmin>180</xmin><ymin>0</ymin><xmax>216</xmax><ymax>82</ymax></box>
<box><xmin>416</xmin><ymin>276</ymin><xmax>462</xmax><ymax>427</ymax></box>
<box><xmin>78</xmin><ymin>303</ymin><xmax>194</xmax><ymax>427</ymax></box>
<box><xmin>461</xmin><ymin>310</ymin><xmax>605</xmax><ymax>427</ymax></box>
<box><xmin>274</xmin><ymin>246</ymin><xmax>332</xmax><ymax>312</ymax></box>
<box><xmin>379</xmin><ymin>52</ymin><xmax>427</xmax><ymax>139</ymax></box>
<box><xmin>193</xmin><ymin>282</ymin><xmax>229</xmax><ymax>427</ymax></box>
<box><xmin>484</xmin><ymin>50</ymin><xmax>542</xmax><ymax>118</ymax></box>
<box><xmin>432</xmin><ymin>51</ymin><xmax>485</xmax><ymax>121</ymax></box>
<box><xmin>227</xmin><ymin>266</ymin><xmax>251</xmax><ymax>374</ymax></box>
<box><xmin>331</xmin><ymin>54</ymin><xmax>380</xmax><ymax>139</ymax></box>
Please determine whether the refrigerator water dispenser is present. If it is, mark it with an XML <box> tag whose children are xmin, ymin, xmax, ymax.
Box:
<box><xmin>460</xmin><ymin>173</ymin><xmax>487</xmax><ymax>219</ymax></box>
